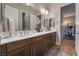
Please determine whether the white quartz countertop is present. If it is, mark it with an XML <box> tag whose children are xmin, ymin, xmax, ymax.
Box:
<box><xmin>0</xmin><ymin>30</ymin><xmax>56</xmax><ymax>45</ymax></box>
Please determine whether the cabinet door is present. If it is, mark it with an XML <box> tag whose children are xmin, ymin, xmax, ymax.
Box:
<box><xmin>43</xmin><ymin>38</ymin><xmax>49</xmax><ymax>51</ymax></box>
<box><xmin>0</xmin><ymin>45</ymin><xmax>7</xmax><ymax>56</ymax></box>
<box><xmin>0</xmin><ymin>46</ymin><xmax>1</xmax><ymax>56</ymax></box>
<box><xmin>7</xmin><ymin>45</ymin><xmax>32</xmax><ymax>56</ymax></box>
<box><xmin>53</xmin><ymin>32</ymin><xmax>56</xmax><ymax>45</ymax></box>
<box><xmin>32</xmin><ymin>40</ymin><xmax>43</xmax><ymax>56</ymax></box>
<box><xmin>20</xmin><ymin>45</ymin><xmax>32</xmax><ymax>56</ymax></box>
<box><xmin>41</xmin><ymin>35</ymin><xmax>50</xmax><ymax>55</ymax></box>
<box><xmin>49</xmin><ymin>34</ymin><xmax>53</xmax><ymax>48</ymax></box>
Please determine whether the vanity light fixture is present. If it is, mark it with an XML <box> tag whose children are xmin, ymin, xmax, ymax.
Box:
<box><xmin>40</xmin><ymin>8</ymin><xmax>48</xmax><ymax>15</ymax></box>
<box><xmin>26</xmin><ymin>3</ymin><xmax>32</xmax><ymax>6</ymax></box>
<box><xmin>40</xmin><ymin>8</ymin><xmax>45</xmax><ymax>15</ymax></box>
<box><xmin>45</xmin><ymin>9</ymin><xmax>48</xmax><ymax>15</ymax></box>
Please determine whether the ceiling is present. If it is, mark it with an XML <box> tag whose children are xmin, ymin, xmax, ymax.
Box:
<box><xmin>61</xmin><ymin>3</ymin><xmax>75</xmax><ymax>17</ymax></box>
<box><xmin>5</xmin><ymin>3</ymin><xmax>71</xmax><ymax>16</ymax></box>
<box><xmin>6</xmin><ymin>3</ymin><xmax>51</xmax><ymax>15</ymax></box>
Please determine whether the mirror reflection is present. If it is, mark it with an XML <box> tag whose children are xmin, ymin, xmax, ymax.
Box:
<box><xmin>0</xmin><ymin>3</ymin><xmax>55</xmax><ymax>39</ymax></box>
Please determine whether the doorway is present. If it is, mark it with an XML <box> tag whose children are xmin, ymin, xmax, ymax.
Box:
<box><xmin>60</xmin><ymin>3</ymin><xmax>76</xmax><ymax>55</ymax></box>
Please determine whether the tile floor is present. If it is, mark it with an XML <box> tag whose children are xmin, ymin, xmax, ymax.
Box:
<box><xmin>45</xmin><ymin>38</ymin><xmax>76</xmax><ymax>56</ymax></box>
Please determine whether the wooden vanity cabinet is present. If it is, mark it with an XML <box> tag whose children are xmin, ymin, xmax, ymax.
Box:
<box><xmin>50</xmin><ymin>32</ymin><xmax>56</xmax><ymax>48</ymax></box>
<box><xmin>33</xmin><ymin>34</ymin><xmax>52</xmax><ymax>55</ymax></box>
<box><xmin>32</xmin><ymin>40</ymin><xmax>43</xmax><ymax>56</ymax></box>
<box><xmin>49</xmin><ymin>33</ymin><xmax>54</xmax><ymax>48</ymax></box>
<box><xmin>32</xmin><ymin>34</ymin><xmax>52</xmax><ymax>56</ymax></box>
<box><xmin>32</xmin><ymin>35</ymin><xmax>46</xmax><ymax>56</ymax></box>
<box><xmin>41</xmin><ymin>34</ymin><xmax>50</xmax><ymax>54</ymax></box>
<box><xmin>0</xmin><ymin>46</ymin><xmax>1</xmax><ymax>55</ymax></box>
<box><xmin>53</xmin><ymin>32</ymin><xmax>56</xmax><ymax>45</ymax></box>
<box><xmin>0</xmin><ymin>32</ymin><xmax>56</xmax><ymax>56</ymax></box>
<box><xmin>0</xmin><ymin>45</ymin><xmax>7</xmax><ymax>56</ymax></box>
<box><xmin>6</xmin><ymin>39</ymin><xmax>33</xmax><ymax>56</ymax></box>
<box><xmin>7</xmin><ymin>45</ymin><xmax>32</xmax><ymax>56</ymax></box>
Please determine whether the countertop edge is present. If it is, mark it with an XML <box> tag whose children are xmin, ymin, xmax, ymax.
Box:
<box><xmin>0</xmin><ymin>31</ymin><xmax>56</xmax><ymax>45</ymax></box>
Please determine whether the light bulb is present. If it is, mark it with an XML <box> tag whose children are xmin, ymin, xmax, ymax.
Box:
<box><xmin>45</xmin><ymin>10</ymin><xmax>48</xmax><ymax>15</ymax></box>
<box><xmin>40</xmin><ymin>8</ymin><xmax>48</xmax><ymax>15</ymax></box>
<box><xmin>26</xmin><ymin>3</ymin><xmax>32</xmax><ymax>6</ymax></box>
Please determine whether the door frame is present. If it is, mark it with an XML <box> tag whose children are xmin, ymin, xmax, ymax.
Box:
<box><xmin>60</xmin><ymin>3</ymin><xmax>76</xmax><ymax>42</ymax></box>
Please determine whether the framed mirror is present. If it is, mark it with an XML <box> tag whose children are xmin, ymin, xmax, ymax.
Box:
<box><xmin>22</xmin><ymin>12</ymin><xmax>30</xmax><ymax>30</ymax></box>
<box><xmin>43</xmin><ymin>16</ymin><xmax>55</xmax><ymax>31</ymax></box>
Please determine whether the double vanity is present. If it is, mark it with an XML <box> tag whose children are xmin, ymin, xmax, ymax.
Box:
<box><xmin>0</xmin><ymin>30</ymin><xmax>56</xmax><ymax>56</ymax></box>
<box><xmin>0</xmin><ymin>3</ymin><xmax>57</xmax><ymax>56</ymax></box>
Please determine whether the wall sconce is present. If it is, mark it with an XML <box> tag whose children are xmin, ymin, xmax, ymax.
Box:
<box><xmin>26</xmin><ymin>3</ymin><xmax>32</xmax><ymax>6</ymax></box>
<box><xmin>40</xmin><ymin>8</ymin><xmax>48</xmax><ymax>15</ymax></box>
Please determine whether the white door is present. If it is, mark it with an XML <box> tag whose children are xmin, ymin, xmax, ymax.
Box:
<box><xmin>75</xmin><ymin>3</ymin><xmax>79</xmax><ymax>55</ymax></box>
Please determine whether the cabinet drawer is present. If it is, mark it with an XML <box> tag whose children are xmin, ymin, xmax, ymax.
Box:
<box><xmin>0</xmin><ymin>45</ymin><xmax>7</xmax><ymax>56</ymax></box>
<box><xmin>7</xmin><ymin>45</ymin><xmax>32</xmax><ymax>56</ymax></box>
<box><xmin>7</xmin><ymin>39</ymin><xmax>32</xmax><ymax>52</ymax></box>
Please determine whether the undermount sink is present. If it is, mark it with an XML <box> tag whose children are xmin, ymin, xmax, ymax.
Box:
<box><xmin>0</xmin><ymin>30</ymin><xmax>38</xmax><ymax>39</ymax></box>
<box><xmin>0</xmin><ymin>34</ymin><xmax>11</xmax><ymax>39</ymax></box>
<box><xmin>16</xmin><ymin>30</ymin><xmax>38</xmax><ymax>37</ymax></box>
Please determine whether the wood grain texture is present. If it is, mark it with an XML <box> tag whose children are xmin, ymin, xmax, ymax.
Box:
<box><xmin>0</xmin><ymin>32</ymin><xmax>56</xmax><ymax>56</ymax></box>
<box><xmin>0</xmin><ymin>46</ymin><xmax>1</xmax><ymax>55</ymax></box>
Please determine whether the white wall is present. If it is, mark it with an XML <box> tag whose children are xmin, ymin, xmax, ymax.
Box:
<box><xmin>52</xmin><ymin>4</ymin><xmax>61</xmax><ymax>45</ymax></box>
<box><xmin>49</xmin><ymin>3</ymin><xmax>70</xmax><ymax>45</ymax></box>
<box><xmin>75</xmin><ymin>3</ymin><xmax>79</xmax><ymax>56</ymax></box>
<box><xmin>49</xmin><ymin>4</ymin><xmax>60</xmax><ymax>45</ymax></box>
